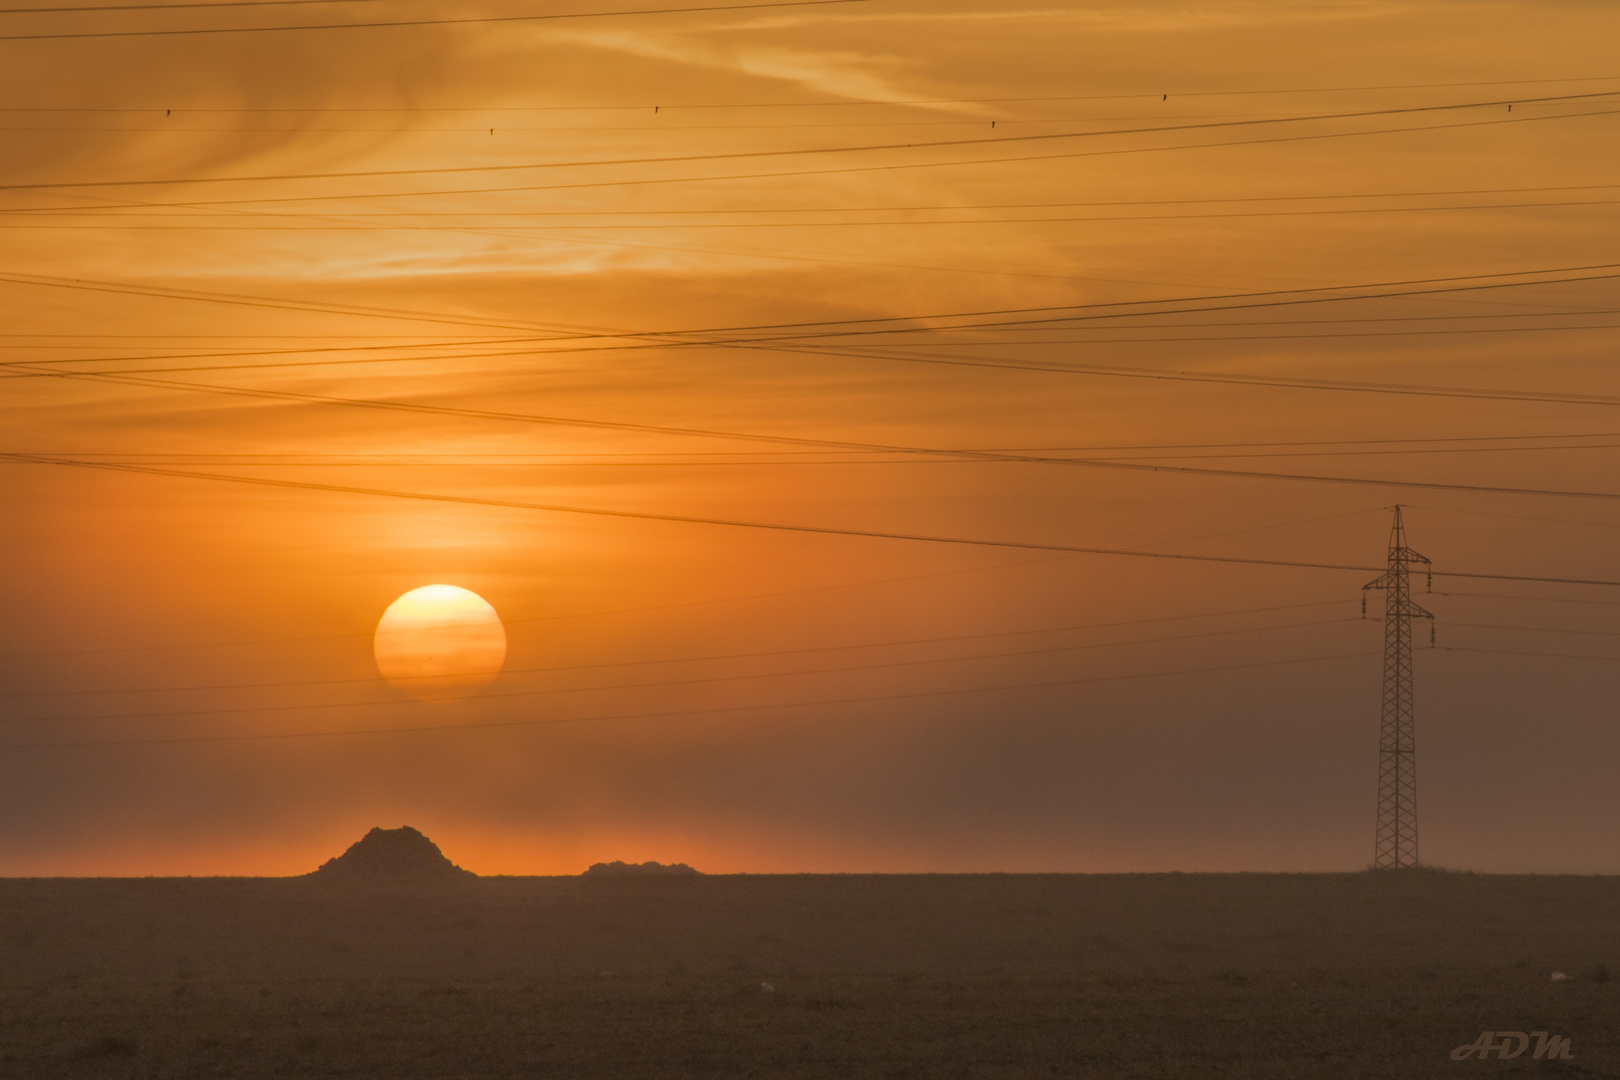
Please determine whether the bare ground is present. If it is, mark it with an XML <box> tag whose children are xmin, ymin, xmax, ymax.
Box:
<box><xmin>0</xmin><ymin>872</ymin><xmax>1615</xmax><ymax>1078</ymax></box>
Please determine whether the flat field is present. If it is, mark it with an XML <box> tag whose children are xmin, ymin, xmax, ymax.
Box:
<box><xmin>0</xmin><ymin>872</ymin><xmax>1615</xmax><ymax>1078</ymax></box>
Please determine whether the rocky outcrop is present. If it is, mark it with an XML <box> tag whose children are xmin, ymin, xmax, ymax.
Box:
<box><xmin>311</xmin><ymin>826</ymin><xmax>475</xmax><ymax>879</ymax></box>
<box><xmin>582</xmin><ymin>860</ymin><xmax>701</xmax><ymax>876</ymax></box>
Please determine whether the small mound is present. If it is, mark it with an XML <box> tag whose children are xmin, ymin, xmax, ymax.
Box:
<box><xmin>311</xmin><ymin>826</ymin><xmax>475</xmax><ymax>879</ymax></box>
<box><xmin>583</xmin><ymin>860</ymin><xmax>702</xmax><ymax>877</ymax></box>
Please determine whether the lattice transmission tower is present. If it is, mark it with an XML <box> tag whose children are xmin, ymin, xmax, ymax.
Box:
<box><xmin>1363</xmin><ymin>506</ymin><xmax>1434</xmax><ymax>870</ymax></box>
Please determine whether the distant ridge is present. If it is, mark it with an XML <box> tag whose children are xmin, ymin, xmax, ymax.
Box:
<box><xmin>583</xmin><ymin>860</ymin><xmax>702</xmax><ymax>876</ymax></box>
<box><xmin>311</xmin><ymin>826</ymin><xmax>475</xmax><ymax>879</ymax></box>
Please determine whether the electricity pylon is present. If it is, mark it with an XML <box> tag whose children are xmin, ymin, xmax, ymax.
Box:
<box><xmin>1363</xmin><ymin>506</ymin><xmax>1434</xmax><ymax>870</ymax></box>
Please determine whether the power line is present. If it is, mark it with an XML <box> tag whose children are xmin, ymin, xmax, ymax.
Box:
<box><xmin>0</xmin><ymin>552</ymin><xmax>1094</xmax><ymax>658</ymax></box>
<box><xmin>1407</xmin><ymin>504</ymin><xmax>1620</xmax><ymax>531</ymax></box>
<box><xmin>7</xmin><ymin>75</ymin><xmax>1620</xmax><ymax>110</ymax></box>
<box><xmin>7</xmin><ymin>439</ymin><xmax>1620</xmax><ymax>466</ymax></box>
<box><xmin>729</xmin><ymin>271</ymin><xmax>1620</xmax><ymax>341</ymax></box>
<box><xmin>12</xmin><ymin>195</ymin><xmax>1620</xmax><ymax>228</ymax></box>
<box><xmin>0</xmin><ymin>601</ymin><xmax>1356</xmax><ymax>697</ymax></box>
<box><xmin>7</xmin><ymin>90</ymin><xmax>1615</xmax><ymax>189</ymax></box>
<box><xmin>1451</xmin><ymin>622</ymin><xmax>1620</xmax><ymax>638</ymax></box>
<box><xmin>748</xmin><ymin>341</ymin><xmax>1620</xmax><ymax>411</ymax></box>
<box><xmin>1055</xmin><ymin>441</ymin><xmax>1620</xmax><ymax>462</ymax></box>
<box><xmin>12</xmin><ymin>181</ymin><xmax>1619</xmax><ymax>220</ymax></box>
<box><xmin>0</xmin><ymin>270</ymin><xmax>574</xmax><ymax>333</ymax></box>
<box><xmin>22</xmin><ymin>334</ymin><xmax>1620</xmax><ymax>461</ymax></box>
<box><xmin>1439</xmin><ymin>646</ymin><xmax>1620</xmax><ymax>664</ymax></box>
<box><xmin>1441</xmin><ymin>591</ymin><xmax>1620</xmax><ymax>608</ymax></box>
<box><xmin>0</xmin><ymin>650</ymin><xmax>1377</xmax><ymax>751</ymax></box>
<box><xmin>924</xmin><ymin>311</ymin><xmax>1620</xmax><ymax>332</ymax></box>
<box><xmin>12</xmin><ymin>170</ymin><xmax>1616</xmax><ymax>293</ymax></box>
<box><xmin>17</xmin><ymin>317</ymin><xmax>1620</xmax><ymax>378</ymax></box>
<box><xmin>12</xmin><ymin>74</ymin><xmax>1620</xmax><ymax>113</ymax></box>
<box><xmin>4</xmin><ymin>259</ymin><xmax>1615</xmax><ymax>368</ymax></box>
<box><xmin>32</xmin><ymin>312</ymin><xmax>1620</xmax><ymax>377</ymax></box>
<box><xmin>12</xmin><ymin>431</ymin><xmax>1615</xmax><ymax>452</ymax></box>
<box><xmin>9</xmin><ymin>430</ymin><xmax>1620</xmax><ymax>456</ymax></box>
<box><xmin>11</xmin><ymin>180</ymin><xmax>1620</xmax><ymax>216</ymax></box>
<box><xmin>65</xmin><ymin>106</ymin><xmax>1620</xmax><ymax>206</ymax></box>
<box><xmin>4</xmin><ymin>444</ymin><xmax>1617</xmax><ymax>466</ymax></box>
<box><xmin>12</xmin><ymin>269</ymin><xmax>1620</xmax><ymax>461</ymax></box>
<box><xmin>9</xmin><ymin>451</ymin><xmax>1620</xmax><ymax>586</ymax></box>
<box><xmin>0</xmin><ymin>111</ymin><xmax>1513</xmax><ymax>133</ymax></box>
<box><xmin>0</xmin><ymin>519</ymin><xmax>1368</xmax><ymax>659</ymax></box>
<box><xmin>22</xmin><ymin>313</ymin><xmax>1620</xmax><ymax>376</ymax></box>
<box><xmin>206</xmin><ymin>175</ymin><xmax>1620</xmax><ymax>288</ymax></box>
<box><xmin>0</xmin><ymin>333</ymin><xmax>513</xmax><ymax>338</ymax></box>
<box><xmin>0</xmin><ymin>617</ymin><xmax>1357</xmax><ymax>718</ymax></box>
<box><xmin>916</xmin><ymin>321</ymin><xmax>1620</xmax><ymax>345</ymax></box>
<box><xmin>19</xmin><ymin>335</ymin><xmax>1620</xmax><ymax>520</ymax></box>
<box><xmin>36</xmin><ymin>610</ymin><xmax>1620</xmax><ymax>703</ymax></box>
<box><xmin>0</xmin><ymin>0</ymin><xmax>866</xmax><ymax>40</ymax></box>
<box><xmin>0</xmin><ymin>0</ymin><xmax>424</xmax><ymax>13</ymax></box>
<box><xmin>15</xmin><ymin>348</ymin><xmax>1620</xmax><ymax>499</ymax></box>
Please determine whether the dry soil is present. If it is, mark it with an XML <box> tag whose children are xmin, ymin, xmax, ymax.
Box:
<box><xmin>0</xmin><ymin>872</ymin><xmax>1615</xmax><ymax>1078</ymax></box>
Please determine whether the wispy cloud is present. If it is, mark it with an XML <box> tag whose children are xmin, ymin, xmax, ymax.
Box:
<box><xmin>544</xmin><ymin>26</ymin><xmax>990</xmax><ymax>114</ymax></box>
<box><xmin>715</xmin><ymin>1</ymin><xmax>1435</xmax><ymax>33</ymax></box>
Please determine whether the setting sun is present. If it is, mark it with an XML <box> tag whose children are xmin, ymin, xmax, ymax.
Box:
<box><xmin>373</xmin><ymin>585</ymin><xmax>506</xmax><ymax>702</ymax></box>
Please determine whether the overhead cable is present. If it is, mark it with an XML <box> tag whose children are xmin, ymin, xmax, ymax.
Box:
<box><xmin>8</xmin><ymin>451</ymin><xmax>1620</xmax><ymax>586</ymax></box>
<box><xmin>0</xmin><ymin>651</ymin><xmax>1376</xmax><ymax>750</ymax></box>
<box><xmin>5</xmin><ymin>90</ymin><xmax>1615</xmax><ymax>189</ymax></box>
<box><xmin>0</xmin><ymin>0</ymin><xmax>867</xmax><ymax>40</ymax></box>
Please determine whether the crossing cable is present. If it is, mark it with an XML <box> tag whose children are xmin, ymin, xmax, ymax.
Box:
<box><xmin>7</xmin><ymin>74</ymin><xmax>1620</xmax><ymax>105</ymax></box>
<box><xmin>15</xmin><ymin>323</ymin><xmax>1620</xmax><ymax>386</ymax></box>
<box><xmin>0</xmin><ymin>539</ymin><xmax>1363</xmax><ymax>659</ymax></box>
<box><xmin>7</xmin><ymin>451</ymin><xmax>1620</xmax><ymax>587</ymax></box>
<box><xmin>0</xmin><ymin>617</ymin><xmax>1359</xmax><ymax>721</ymax></box>
<box><xmin>4</xmin><ymin>90</ymin><xmax>1615</xmax><ymax>187</ymax></box>
<box><xmin>727</xmin><ymin>340</ymin><xmax>1620</xmax><ymax>410</ymax></box>
<box><xmin>13</xmin><ymin>262</ymin><xmax>1619</xmax><ymax>374</ymax></box>
<box><xmin>0</xmin><ymin>0</ymin><xmax>867</xmax><ymax>40</ymax></box>
<box><xmin>40</xmin><ymin>107</ymin><xmax>1620</xmax><ymax>206</ymax></box>
<box><xmin>10</xmin><ymin>440</ymin><xmax>1620</xmax><ymax>463</ymax></box>
<box><xmin>1449</xmin><ymin>621</ymin><xmax>1620</xmax><ymax>638</ymax></box>
<box><xmin>10</xmin><ymin>182</ymin><xmax>1620</xmax><ymax>214</ymax></box>
<box><xmin>0</xmin><ymin>650</ymin><xmax>1378</xmax><ymax>750</ymax></box>
<box><xmin>1439</xmin><ymin>646</ymin><xmax>1620</xmax><ymax>663</ymax></box>
<box><xmin>7</xmin><ymin>265</ymin><xmax>1620</xmax><ymax>399</ymax></box>
<box><xmin>2</xmin><ymin>259</ymin><xmax>1614</xmax><ymax>346</ymax></box>
<box><xmin>17</xmin><ymin>354</ymin><xmax>1620</xmax><ymax>451</ymax></box>
<box><xmin>1444</xmin><ymin>591</ymin><xmax>1620</xmax><ymax>607</ymax></box>
<box><xmin>14</xmin><ymin>196</ymin><xmax>1620</xmax><ymax>225</ymax></box>
<box><xmin>0</xmin><ymin>602</ymin><xmax>1358</xmax><ymax>698</ymax></box>
<box><xmin>0</xmin><ymin>0</ymin><xmax>480</xmax><ymax>12</ymax></box>
<box><xmin>12</xmin><ymin>348</ymin><xmax>1620</xmax><ymax>495</ymax></box>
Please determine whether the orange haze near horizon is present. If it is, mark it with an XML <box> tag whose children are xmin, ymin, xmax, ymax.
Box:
<box><xmin>3</xmin><ymin>1</ymin><xmax>1620</xmax><ymax>876</ymax></box>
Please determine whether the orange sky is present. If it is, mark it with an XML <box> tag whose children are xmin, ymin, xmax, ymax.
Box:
<box><xmin>3</xmin><ymin>0</ymin><xmax>1620</xmax><ymax>875</ymax></box>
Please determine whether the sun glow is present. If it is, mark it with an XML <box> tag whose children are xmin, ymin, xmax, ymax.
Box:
<box><xmin>374</xmin><ymin>585</ymin><xmax>507</xmax><ymax>702</ymax></box>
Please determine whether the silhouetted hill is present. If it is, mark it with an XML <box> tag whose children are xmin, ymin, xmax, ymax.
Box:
<box><xmin>311</xmin><ymin>826</ymin><xmax>475</xmax><ymax>879</ymax></box>
<box><xmin>582</xmin><ymin>860</ymin><xmax>701</xmax><ymax>876</ymax></box>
